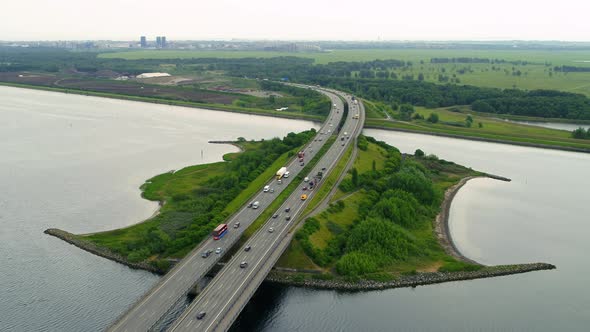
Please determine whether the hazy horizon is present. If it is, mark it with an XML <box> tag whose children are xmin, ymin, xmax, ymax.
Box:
<box><xmin>2</xmin><ymin>0</ymin><xmax>589</xmax><ymax>42</ymax></box>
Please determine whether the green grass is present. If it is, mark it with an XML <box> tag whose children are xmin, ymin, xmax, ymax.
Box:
<box><xmin>279</xmin><ymin>139</ymin><xmax>481</xmax><ymax>277</ymax></box>
<box><xmin>308</xmin><ymin>192</ymin><xmax>363</xmax><ymax>249</ymax></box>
<box><xmin>99</xmin><ymin>48</ymin><xmax>590</xmax><ymax>96</ymax></box>
<box><xmin>366</xmin><ymin>108</ymin><xmax>590</xmax><ymax>151</ymax></box>
<box><xmin>275</xmin><ymin>238</ymin><xmax>319</xmax><ymax>270</ymax></box>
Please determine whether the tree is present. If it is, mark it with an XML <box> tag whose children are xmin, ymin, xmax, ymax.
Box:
<box><xmin>415</xmin><ymin>149</ymin><xmax>425</xmax><ymax>157</ymax></box>
<box><xmin>572</xmin><ymin>127</ymin><xmax>589</xmax><ymax>139</ymax></box>
<box><xmin>351</xmin><ymin>168</ymin><xmax>359</xmax><ymax>187</ymax></box>
<box><xmin>372</xmin><ymin>160</ymin><xmax>377</xmax><ymax>171</ymax></box>
<box><xmin>418</xmin><ymin>73</ymin><xmax>425</xmax><ymax>81</ymax></box>
<box><xmin>399</xmin><ymin>104</ymin><xmax>415</xmax><ymax>121</ymax></box>
<box><xmin>427</xmin><ymin>113</ymin><xmax>439</xmax><ymax>123</ymax></box>
<box><xmin>478</xmin><ymin>122</ymin><xmax>483</xmax><ymax>128</ymax></box>
<box><xmin>465</xmin><ymin>115</ymin><xmax>473</xmax><ymax>127</ymax></box>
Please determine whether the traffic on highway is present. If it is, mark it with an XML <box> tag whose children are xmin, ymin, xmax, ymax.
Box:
<box><xmin>168</xmin><ymin>90</ymin><xmax>364</xmax><ymax>332</ymax></box>
<box><xmin>108</xmin><ymin>87</ymin><xmax>348</xmax><ymax>332</ymax></box>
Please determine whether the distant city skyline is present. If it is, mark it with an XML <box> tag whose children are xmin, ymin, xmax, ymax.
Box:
<box><xmin>1</xmin><ymin>0</ymin><xmax>589</xmax><ymax>42</ymax></box>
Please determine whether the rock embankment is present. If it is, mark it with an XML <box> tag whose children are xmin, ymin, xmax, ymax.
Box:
<box><xmin>44</xmin><ymin>228</ymin><xmax>162</xmax><ymax>274</ymax></box>
<box><xmin>265</xmin><ymin>263</ymin><xmax>556</xmax><ymax>291</ymax></box>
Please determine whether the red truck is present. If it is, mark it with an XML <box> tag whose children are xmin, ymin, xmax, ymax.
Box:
<box><xmin>298</xmin><ymin>150</ymin><xmax>305</xmax><ymax>162</ymax></box>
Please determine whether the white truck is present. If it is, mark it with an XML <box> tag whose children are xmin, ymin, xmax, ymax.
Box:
<box><xmin>263</xmin><ymin>185</ymin><xmax>270</xmax><ymax>192</ymax></box>
<box><xmin>253</xmin><ymin>201</ymin><xmax>260</xmax><ymax>209</ymax></box>
<box><xmin>276</xmin><ymin>167</ymin><xmax>287</xmax><ymax>180</ymax></box>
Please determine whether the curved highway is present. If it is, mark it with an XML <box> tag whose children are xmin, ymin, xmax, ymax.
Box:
<box><xmin>167</xmin><ymin>89</ymin><xmax>365</xmax><ymax>332</ymax></box>
<box><xmin>108</xmin><ymin>87</ymin><xmax>349</xmax><ymax>332</ymax></box>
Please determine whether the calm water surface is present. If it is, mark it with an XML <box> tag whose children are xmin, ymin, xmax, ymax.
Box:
<box><xmin>508</xmin><ymin>119</ymin><xmax>590</xmax><ymax>131</ymax></box>
<box><xmin>0</xmin><ymin>86</ymin><xmax>317</xmax><ymax>331</ymax></box>
<box><xmin>230</xmin><ymin>129</ymin><xmax>590</xmax><ymax>332</ymax></box>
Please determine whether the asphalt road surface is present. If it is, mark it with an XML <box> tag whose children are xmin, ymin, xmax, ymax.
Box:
<box><xmin>167</xmin><ymin>89</ymin><xmax>365</xmax><ymax>332</ymax></box>
<box><xmin>108</xmin><ymin>87</ymin><xmax>346</xmax><ymax>332</ymax></box>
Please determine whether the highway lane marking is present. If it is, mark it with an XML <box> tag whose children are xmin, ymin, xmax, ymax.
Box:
<box><xmin>168</xmin><ymin>90</ymin><xmax>346</xmax><ymax>331</ymax></box>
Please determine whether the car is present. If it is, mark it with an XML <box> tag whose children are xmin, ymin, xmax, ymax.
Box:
<box><xmin>270</xmin><ymin>188</ymin><xmax>275</xmax><ymax>193</ymax></box>
<box><xmin>319</xmin><ymin>138</ymin><xmax>323</xmax><ymax>141</ymax></box>
<box><xmin>196</xmin><ymin>311</ymin><xmax>206</xmax><ymax>320</ymax></box>
<box><xmin>234</xmin><ymin>222</ymin><xmax>240</xmax><ymax>228</ymax></box>
<box><xmin>201</xmin><ymin>251</ymin><xmax>210</xmax><ymax>258</ymax></box>
<box><xmin>286</xmin><ymin>216</ymin><xmax>291</xmax><ymax>221</ymax></box>
<box><xmin>240</xmin><ymin>261</ymin><xmax>248</xmax><ymax>268</ymax></box>
<box><xmin>302</xmin><ymin>186</ymin><xmax>307</xmax><ymax>190</ymax></box>
<box><xmin>301</xmin><ymin>194</ymin><xmax>308</xmax><ymax>200</ymax></box>
<box><xmin>268</xmin><ymin>227</ymin><xmax>274</xmax><ymax>233</ymax></box>
<box><xmin>277</xmin><ymin>179</ymin><xmax>282</xmax><ymax>184</ymax></box>
<box><xmin>304</xmin><ymin>177</ymin><xmax>309</xmax><ymax>182</ymax></box>
<box><xmin>321</xmin><ymin>167</ymin><xmax>326</xmax><ymax>171</ymax></box>
<box><xmin>247</xmin><ymin>202</ymin><xmax>253</xmax><ymax>208</ymax></box>
<box><xmin>300</xmin><ymin>162</ymin><xmax>304</xmax><ymax>166</ymax></box>
<box><xmin>272</xmin><ymin>213</ymin><xmax>279</xmax><ymax>219</ymax></box>
<box><xmin>244</xmin><ymin>245</ymin><xmax>251</xmax><ymax>252</ymax></box>
<box><xmin>215</xmin><ymin>247</ymin><xmax>222</xmax><ymax>254</ymax></box>
<box><xmin>285</xmin><ymin>207</ymin><xmax>291</xmax><ymax>212</ymax></box>
<box><xmin>342</xmin><ymin>143</ymin><xmax>345</xmax><ymax>146</ymax></box>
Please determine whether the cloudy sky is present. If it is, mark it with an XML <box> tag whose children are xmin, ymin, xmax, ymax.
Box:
<box><xmin>2</xmin><ymin>0</ymin><xmax>589</xmax><ymax>41</ymax></box>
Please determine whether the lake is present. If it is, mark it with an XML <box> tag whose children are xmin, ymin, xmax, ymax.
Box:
<box><xmin>0</xmin><ymin>86</ymin><xmax>317</xmax><ymax>331</ymax></box>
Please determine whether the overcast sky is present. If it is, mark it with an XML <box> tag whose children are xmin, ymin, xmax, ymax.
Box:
<box><xmin>2</xmin><ymin>0</ymin><xmax>589</xmax><ymax>41</ymax></box>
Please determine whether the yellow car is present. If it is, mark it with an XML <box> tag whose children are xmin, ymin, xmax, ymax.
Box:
<box><xmin>301</xmin><ymin>194</ymin><xmax>308</xmax><ymax>200</ymax></box>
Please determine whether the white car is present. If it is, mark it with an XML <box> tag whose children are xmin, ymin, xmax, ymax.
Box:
<box><xmin>268</xmin><ymin>227</ymin><xmax>274</xmax><ymax>233</ymax></box>
<box><xmin>215</xmin><ymin>247</ymin><xmax>222</xmax><ymax>254</ymax></box>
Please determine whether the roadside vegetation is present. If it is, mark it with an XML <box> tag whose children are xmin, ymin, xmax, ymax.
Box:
<box><xmin>365</xmin><ymin>105</ymin><xmax>590</xmax><ymax>151</ymax></box>
<box><xmin>82</xmin><ymin>130</ymin><xmax>316</xmax><ymax>270</ymax></box>
<box><xmin>277</xmin><ymin>135</ymin><xmax>482</xmax><ymax>278</ymax></box>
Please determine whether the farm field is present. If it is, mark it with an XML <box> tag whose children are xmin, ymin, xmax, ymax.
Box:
<box><xmin>99</xmin><ymin>48</ymin><xmax>590</xmax><ymax>96</ymax></box>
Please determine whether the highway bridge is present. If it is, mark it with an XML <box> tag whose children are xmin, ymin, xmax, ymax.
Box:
<box><xmin>108</xmin><ymin>86</ymin><xmax>364</xmax><ymax>332</ymax></box>
<box><xmin>167</xmin><ymin>90</ymin><xmax>364</xmax><ymax>331</ymax></box>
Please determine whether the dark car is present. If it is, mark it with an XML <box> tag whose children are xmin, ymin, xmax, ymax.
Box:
<box><xmin>244</xmin><ymin>245</ymin><xmax>251</xmax><ymax>252</ymax></box>
<box><xmin>201</xmin><ymin>251</ymin><xmax>210</xmax><ymax>258</ymax></box>
<box><xmin>272</xmin><ymin>213</ymin><xmax>279</xmax><ymax>219</ymax></box>
<box><xmin>285</xmin><ymin>207</ymin><xmax>291</xmax><ymax>212</ymax></box>
<box><xmin>321</xmin><ymin>167</ymin><xmax>326</xmax><ymax>171</ymax></box>
<box><xmin>300</xmin><ymin>162</ymin><xmax>305</xmax><ymax>166</ymax></box>
<box><xmin>286</xmin><ymin>216</ymin><xmax>291</xmax><ymax>221</ymax></box>
<box><xmin>196</xmin><ymin>311</ymin><xmax>206</xmax><ymax>320</ymax></box>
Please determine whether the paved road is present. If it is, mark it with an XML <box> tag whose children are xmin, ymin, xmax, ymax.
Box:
<box><xmin>108</xmin><ymin>88</ymin><xmax>345</xmax><ymax>332</ymax></box>
<box><xmin>167</xmin><ymin>90</ymin><xmax>365</xmax><ymax>332</ymax></box>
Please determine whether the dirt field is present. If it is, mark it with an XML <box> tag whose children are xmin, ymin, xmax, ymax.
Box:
<box><xmin>0</xmin><ymin>72</ymin><xmax>238</xmax><ymax>105</ymax></box>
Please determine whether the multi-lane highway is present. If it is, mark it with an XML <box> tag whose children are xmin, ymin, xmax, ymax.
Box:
<box><xmin>108</xmin><ymin>88</ymin><xmax>347</xmax><ymax>332</ymax></box>
<box><xmin>167</xmin><ymin>90</ymin><xmax>365</xmax><ymax>332</ymax></box>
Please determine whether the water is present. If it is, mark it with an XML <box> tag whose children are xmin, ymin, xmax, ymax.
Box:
<box><xmin>0</xmin><ymin>86</ymin><xmax>317</xmax><ymax>331</ymax></box>
<box><xmin>506</xmin><ymin>119</ymin><xmax>590</xmax><ymax>131</ymax></box>
<box><xmin>230</xmin><ymin>129</ymin><xmax>590</xmax><ymax>332</ymax></box>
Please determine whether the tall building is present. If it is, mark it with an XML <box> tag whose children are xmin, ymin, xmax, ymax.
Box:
<box><xmin>156</xmin><ymin>36</ymin><xmax>162</xmax><ymax>48</ymax></box>
<box><xmin>140</xmin><ymin>36</ymin><xmax>147</xmax><ymax>48</ymax></box>
<box><xmin>161</xmin><ymin>36</ymin><xmax>166</xmax><ymax>48</ymax></box>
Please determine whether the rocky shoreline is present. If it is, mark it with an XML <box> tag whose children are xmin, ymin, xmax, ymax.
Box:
<box><xmin>265</xmin><ymin>263</ymin><xmax>556</xmax><ymax>291</ymax></box>
<box><xmin>44</xmin><ymin>228</ymin><xmax>163</xmax><ymax>274</ymax></box>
